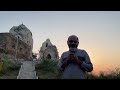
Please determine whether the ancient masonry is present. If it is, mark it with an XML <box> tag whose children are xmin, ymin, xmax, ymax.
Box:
<box><xmin>0</xmin><ymin>33</ymin><xmax>31</xmax><ymax>60</ymax></box>
<box><xmin>0</xmin><ymin>24</ymin><xmax>33</xmax><ymax>61</ymax></box>
<box><xmin>17</xmin><ymin>61</ymin><xmax>38</xmax><ymax>79</ymax></box>
<box><xmin>9</xmin><ymin>24</ymin><xmax>33</xmax><ymax>58</ymax></box>
<box><xmin>39</xmin><ymin>39</ymin><xmax>59</xmax><ymax>60</ymax></box>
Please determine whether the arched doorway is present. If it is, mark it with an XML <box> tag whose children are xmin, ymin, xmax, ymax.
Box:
<box><xmin>47</xmin><ymin>54</ymin><xmax>51</xmax><ymax>59</ymax></box>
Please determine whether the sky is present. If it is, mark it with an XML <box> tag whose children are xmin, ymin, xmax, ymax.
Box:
<box><xmin>0</xmin><ymin>11</ymin><xmax>120</xmax><ymax>75</ymax></box>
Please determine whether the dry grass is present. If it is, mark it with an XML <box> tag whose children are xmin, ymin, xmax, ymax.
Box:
<box><xmin>87</xmin><ymin>68</ymin><xmax>120</xmax><ymax>79</ymax></box>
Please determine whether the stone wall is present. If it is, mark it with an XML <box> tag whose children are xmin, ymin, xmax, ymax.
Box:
<box><xmin>0</xmin><ymin>33</ymin><xmax>31</xmax><ymax>61</ymax></box>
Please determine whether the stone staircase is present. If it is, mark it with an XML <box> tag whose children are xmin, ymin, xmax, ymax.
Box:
<box><xmin>17</xmin><ymin>60</ymin><xmax>38</xmax><ymax>79</ymax></box>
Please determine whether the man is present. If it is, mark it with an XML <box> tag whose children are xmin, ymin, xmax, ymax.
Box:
<box><xmin>57</xmin><ymin>35</ymin><xmax>93</xmax><ymax>79</ymax></box>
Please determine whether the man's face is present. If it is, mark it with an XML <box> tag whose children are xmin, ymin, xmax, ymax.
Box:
<box><xmin>67</xmin><ymin>35</ymin><xmax>79</xmax><ymax>48</ymax></box>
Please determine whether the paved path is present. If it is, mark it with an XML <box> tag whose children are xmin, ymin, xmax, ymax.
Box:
<box><xmin>17</xmin><ymin>61</ymin><xmax>38</xmax><ymax>79</ymax></box>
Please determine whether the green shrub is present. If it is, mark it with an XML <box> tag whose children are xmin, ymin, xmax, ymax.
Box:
<box><xmin>0</xmin><ymin>49</ymin><xmax>8</xmax><ymax>54</ymax></box>
<box><xmin>36</xmin><ymin>59</ymin><xmax>62</xmax><ymax>79</ymax></box>
<box><xmin>2</xmin><ymin>54</ymin><xmax>20</xmax><ymax>72</ymax></box>
<box><xmin>36</xmin><ymin>59</ymin><xmax>58</xmax><ymax>73</ymax></box>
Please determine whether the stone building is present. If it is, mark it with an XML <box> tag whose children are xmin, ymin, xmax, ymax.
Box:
<box><xmin>9</xmin><ymin>24</ymin><xmax>33</xmax><ymax>58</ymax></box>
<box><xmin>39</xmin><ymin>39</ymin><xmax>59</xmax><ymax>60</ymax></box>
<box><xmin>0</xmin><ymin>33</ymin><xmax>31</xmax><ymax>60</ymax></box>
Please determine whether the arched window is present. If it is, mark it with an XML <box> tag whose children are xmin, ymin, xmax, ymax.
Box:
<box><xmin>46</xmin><ymin>43</ymin><xmax>48</xmax><ymax>47</ymax></box>
<box><xmin>20</xmin><ymin>48</ymin><xmax>22</xmax><ymax>52</ymax></box>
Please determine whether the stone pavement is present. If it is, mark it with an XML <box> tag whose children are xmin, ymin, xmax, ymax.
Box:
<box><xmin>17</xmin><ymin>61</ymin><xmax>38</xmax><ymax>79</ymax></box>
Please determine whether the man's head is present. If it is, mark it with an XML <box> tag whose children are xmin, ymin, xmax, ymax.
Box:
<box><xmin>67</xmin><ymin>35</ymin><xmax>79</xmax><ymax>53</ymax></box>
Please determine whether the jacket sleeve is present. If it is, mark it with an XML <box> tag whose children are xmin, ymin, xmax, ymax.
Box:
<box><xmin>80</xmin><ymin>50</ymin><xmax>93</xmax><ymax>72</ymax></box>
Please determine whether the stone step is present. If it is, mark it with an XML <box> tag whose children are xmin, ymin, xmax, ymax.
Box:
<box><xmin>17</xmin><ymin>61</ymin><xmax>38</xmax><ymax>79</ymax></box>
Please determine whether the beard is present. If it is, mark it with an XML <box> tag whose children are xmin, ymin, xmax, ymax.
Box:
<box><xmin>69</xmin><ymin>47</ymin><xmax>77</xmax><ymax>54</ymax></box>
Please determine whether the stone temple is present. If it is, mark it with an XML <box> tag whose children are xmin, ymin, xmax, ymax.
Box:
<box><xmin>39</xmin><ymin>39</ymin><xmax>59</xmax><ymax>60</ymax></box>
<box><xmin>9</xmin><ymin>24</ymin><xmax>33</xmax><ymax>58</ymax></box>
